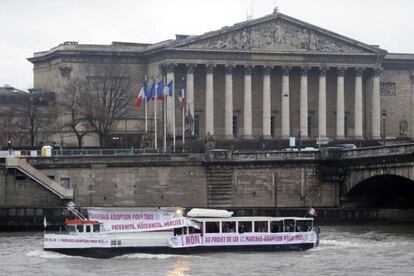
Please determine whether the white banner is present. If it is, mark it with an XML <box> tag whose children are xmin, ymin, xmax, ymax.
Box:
<box><xmin>87</xmin><ymin>208</ymin><xmax>175</xmax><ymax>222</ymax></box>
<box><xmin>169</xmin><ymin>232</ymin><xmax>317</xmax><ymax>248</ymax></box>
<box><xmin>44</xmin><ymin>234</ymin><xmax>111</xmax><ymax>249</ymax></box>
<box><xmin>87</xmin><ymin>209</ymin><xmax>198</xmax><ymax>233</ymax></box>
<box><xmin>109</xmin><ymin>217</ymin><xmax>198</xmax><ymax>232</ymax></box>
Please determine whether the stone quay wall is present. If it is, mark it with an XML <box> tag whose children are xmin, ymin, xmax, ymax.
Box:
<box><xmin>0</xmin><ymin>154</ymin><xmax>336</xmax><ymax>209</ymax></box>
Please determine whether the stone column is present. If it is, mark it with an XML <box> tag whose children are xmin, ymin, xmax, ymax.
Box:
<box><xmin>186</xmin><ymin>64</ymin><xmax>195</xmax><ymax>135</ymax></box>
<box><xmin>205</xmin><ymin>64</ymin><xmax>215</xmax><ymax>136</ymax></box>
<box><xmin>166</xmin><ymin>63</ymin><xmax>175</xmax><ymax>135</ymax></box>
<box><xmin>262</xmin><ymin>66</ymin><xmax>272</xmax><ymax>139</ymax></box>
<box><xmin>354</xmin><ymin>68</ymin><xmax>364</xmax><ymax>138</ymax></box>
<box><xmin>411</xmin><ymin>71</ymin><xmax>414</xmax><ymax>137</ymax></box>
<box><xmin>336</xmin><ymin>67</ymin><xmax>345</xmax><ymax>139</ymax></box>
<box><xmin>300</xmin><ymin>67</ymin><xmax>309</xmax><ymax>139</ymax></box>
<box><xmin>372</xmin><ymin>68</ymin><xmax>381</xmax><ymax>139</ymax></box>
<box><xmin>281</xmin><ymin>66</ymin><xmax>290</xmax><ymax>139</ymax></box>
<box><xmin>243</xmin><ymin>65</ymin><xmax>253</xmax><ymax>139</ymax></box>
<box><xmin>318</xmin><ymin>67</ymin><xmax>327</xmax><ymax>138</ymax></box>
<box><xmin>224</xmin><ymin>65</ymin><xmax>234</xmax><ymax>139</ymax></box>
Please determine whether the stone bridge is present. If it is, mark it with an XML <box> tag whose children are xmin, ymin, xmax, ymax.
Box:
<box><xmin>336</xmin><ymin>144</ymin><xmax>414</xmax><ymax>208</ymax></box>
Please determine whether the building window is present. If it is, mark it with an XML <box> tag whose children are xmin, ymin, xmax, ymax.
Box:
<box><xmin>233</xmin><ymin>115</ymin><xmax>238</xmax><ymax>137</ymax></box>
<box><xmin>194</xmin><ymin>114</ymin><xmax>200</xmax><ymax>139</ymax></box>
<box><xmin>61</xmin><ymin>178</ymin><xmax>71</xmax><ymax>189</ymax></box>
<box><xmin>308</xmin><ymin>115</ymin><xmax>312</xmax><ymax>137</ymax></box>
<box><xmin>380</xmin><ymin>82</ymin><xmax>396</xmax><ymax>96</ymax></box>
<box><xmin>15</xmin><ymin>171</ymin><xmax>26</xmax><ymax>181</ymax></box>
<box><xmin>271</xmin><ymin>114</ymin><xmax>276</xmax><ymax>137</ymax></box>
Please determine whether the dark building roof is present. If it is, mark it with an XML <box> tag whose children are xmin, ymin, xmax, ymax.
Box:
<box><xmin>0</xmin><ymin>84</ymin><xmax>27</xmax><ymax>94</ymax></box>
<box><xmin>0</xmin><ymin>86</ymin><xmax>55</xmax><ymax>105</ymax></box>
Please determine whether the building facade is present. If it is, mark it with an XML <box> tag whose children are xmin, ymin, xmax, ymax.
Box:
<box><xmin>28</xmin><ymin>12</ymin><xmax>414</xmax><ymax>147</ymax></box>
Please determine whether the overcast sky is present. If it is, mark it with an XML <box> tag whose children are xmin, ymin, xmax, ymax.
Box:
<box><xmin>1</xmin><ymin>0</ymin><xmax>413</xmax><ymax>90</ymax></box>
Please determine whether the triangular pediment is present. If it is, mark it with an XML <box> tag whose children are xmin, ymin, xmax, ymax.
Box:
<box><xmin>174</xmin><ymin>13</ymin><xmax>383</xmax><ymax>54</ymax></box>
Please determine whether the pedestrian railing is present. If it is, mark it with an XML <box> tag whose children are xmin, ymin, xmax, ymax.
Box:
<box><xmin>340</xmin><ymin>143</ymin><xmax>414</xmax><ymax>159</ymax></box>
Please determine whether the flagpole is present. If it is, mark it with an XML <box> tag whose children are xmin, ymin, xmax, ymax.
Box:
<box><xmin>144</xmin><ymin>75</ymin><xmax>148</xmax><ymax>133</ymax></box>
<box><xmin>163</xmin><ymin>76</ymin><xmax>167</xmax><ymax>153</ymax></box>
<box><xmin>182</xmin><ymin>104</ymin><xmax>185</xmax><ymax>152</ymax></box>
<box><xmin>173</xmin><ymin>85</ymin><xmax>176</xmax><ymax>152</ymax></box>
<box><xmin>145</xmin><ymin>100</ymin><xmax>148</xmax><ymax>132</ymax></box>
<box><xmin>154</xmin><ymin>92</ymin><xmax>157</xmax><ymax>150</ymax></box>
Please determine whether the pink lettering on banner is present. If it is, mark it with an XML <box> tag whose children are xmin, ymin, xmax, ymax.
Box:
<box><xmin>136</xmin><ymin>222</ymin><xmax>163</xmax><ymax>230</ymax></box>
<box><xmin>295</xmin><ymin>234</ymin><xmax>304</xmax><ymax>241</ymax></box>
<box><xmin>163</xmin><ymin>218</ymin><xmax>184</xmax><ymax>227</ymax></box>
<box><xmin>184</xmin><ymin>235</ymin><xmax>202</xmax><ymax>246</ymax></box>
<box><xmin>88</xmin><ymin>210</ymin><xmax>171</xmax><ymax>222</ymax></box>
<box><xmin>111</xmin><ymin>224</ymin><xmax>137</xmax><ymax>231</ymax></box>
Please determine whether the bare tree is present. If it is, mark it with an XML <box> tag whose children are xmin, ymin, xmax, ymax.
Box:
<box><xmin>60</xmin><ymin>77</ymin><xmax>90</xmax><ymax>147</ymax></box>
<box><xmin>80</xmin><ymin>66</ymin><xmax>131</xmax><ymax>146</ymax></box>
<box><xmin>0</xmin><ymin>109</ymin><xmax>16</xmax><ymax>147</ymax></box>
<box><xmin>16</xmin><ymin>92</ymin><xmax>57</xmax><ymax>146</ymax></box>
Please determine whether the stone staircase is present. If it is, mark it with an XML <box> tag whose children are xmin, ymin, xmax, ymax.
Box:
<box><xmin>6</xmin><ymin>157</ymin><xmax>73</xmax><ymax>199</ymax></box>
<box><xmin>207</xmin><ymin>167</ymin><xmax>233</xmax><ymax>208</ymax></box>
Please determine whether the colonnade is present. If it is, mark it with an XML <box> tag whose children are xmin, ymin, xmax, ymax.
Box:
<box><xmin>164</xmin><ymin>63</ymin><xmax>381</xmax><ymax>140</ymax></box>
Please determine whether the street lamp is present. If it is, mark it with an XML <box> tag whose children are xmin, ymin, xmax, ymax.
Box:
<box><xmin>381</xmin><ymin>109</ymin><xmax>387</xmax><ymax>146</ymax></box>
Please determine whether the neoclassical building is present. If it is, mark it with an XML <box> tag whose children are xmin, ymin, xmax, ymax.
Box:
<box><xmin>28</xmin><ymin>12</ymin><xmax>414</xmax><ymax>147</ymax></box>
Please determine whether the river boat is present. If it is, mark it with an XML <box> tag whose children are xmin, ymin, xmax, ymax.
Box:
<box><xmin>44</xmin><ymin>204</ymin><xmax>320</xmax><ymax>258</ymax></box>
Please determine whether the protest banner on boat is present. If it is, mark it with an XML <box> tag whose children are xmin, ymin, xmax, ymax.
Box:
<box><xmin>44</xmin><ymin>234</ymin><xmax>111</xmax><ymax>249</ymax></box>
<box><xmin>168</xmin><ymin>232</ymin><xmax>317</xmax><ymax>248</ymax></box>
<box><xmin>87</xmin><ymin>208</ymin><xmax>198</xmax><ymax>233</ymax></box>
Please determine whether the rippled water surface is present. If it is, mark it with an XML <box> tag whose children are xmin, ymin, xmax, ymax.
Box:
<box><xmin>1</xmin><ymin>224</ymin><xmax>414</xmax><ymax>276</ymax></box>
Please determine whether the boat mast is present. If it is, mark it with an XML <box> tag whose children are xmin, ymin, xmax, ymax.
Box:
<box><xmin>67</xmin><ymin>202</ymin><xmax>87</xmax><ymax>220</ymax></box>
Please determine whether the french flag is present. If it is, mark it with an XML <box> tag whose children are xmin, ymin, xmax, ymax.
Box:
<box><xmin>134</xmin><ymin>79</ymin><xmax>147</xmax><ymax>107</ymax></box>
<box><xmin>163</xmin><ymin>80</ymin><xmax>173</xmax><ymax>98</ymax></box>
<box><xmin>146</xmin><ymin>80</ymin><xmax>156</xmax><ymax>101</ymax></box>
<box><xmin>178</xmin><ymin>77</ymin><xmax>185</xmax><ymax>110</ymax></box>
<box><xmin>156</xmin><ymin>80</ymin><xmax>165</xmax><ymax>100</ymax></box>
<box><xmin>307</xmin><ymin>207</ymin><xmax>317</xmax><ymax>217</ymax></box>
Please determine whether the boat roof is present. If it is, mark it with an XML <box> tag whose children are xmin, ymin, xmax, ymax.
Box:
<box><xmin>192</xmin><ymin>216</ymin><xmax>314</xmax><ymax>222</ymax></box>
<box><xmin>187</xmin><ymin>208</ymin><xmax>233</xmax><ymax>218</ymax></box>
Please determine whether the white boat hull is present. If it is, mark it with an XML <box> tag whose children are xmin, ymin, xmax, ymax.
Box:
<box><xmin>44</xmin><ymin>231</ymin><xmax>318</xmax><ymax>258</ymax></box>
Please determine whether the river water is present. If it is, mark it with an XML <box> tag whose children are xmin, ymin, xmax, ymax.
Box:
<box><xmin>1</xmin><ymin>224</ymin><xmax>413</xmax><ymax>276</ymax></box>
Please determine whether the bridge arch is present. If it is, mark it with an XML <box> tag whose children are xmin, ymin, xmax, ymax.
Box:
<box><xmin>343</xmin><ymin>174</ymin><xmax>414</xmax><ymax>208</ymax></box>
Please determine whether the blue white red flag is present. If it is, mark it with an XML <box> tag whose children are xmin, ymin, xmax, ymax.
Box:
<box><xmin>307</xmin><ymin>207</ymin><xmax>317</xmax><ymax>217</ymax></box>
<box><xmin>134</xmin><ymin>79</ymin><xmax>147</xmax><ymax>107</ymax></box>
<box><xmin>163</xmin><ymin>80</ymin><xmax>173</xmax><ymax>97</ymax></box>
<box><xmin>146</xmin><ymin>80</ymin><xmax>156</xmax><ymax>101</ymax></box>
<box><xmin>178</xmin><ymin>77</ymin><xmax>185</xmax><ymax>110</ymax></box>
<box><xmin>156</xmin><ymin>80</ymin><xmax>165</xmax><ymax>100</ymax></box>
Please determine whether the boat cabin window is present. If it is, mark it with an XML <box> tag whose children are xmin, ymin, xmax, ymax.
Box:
<box><xmin>270</xmin><ymin>221</ymin><xmax>284</xmax><ymax>233</ymax></box>
<box><xmin>205</xmin><ymin>222</ymin><xmax>220</xmax><ymax>233</ymax></box>
<box><xmin>295</xmin><ymin>220</ymin><xmax>312</xmax><ymax>232</ymax></box>
<box><xmin>76</xmin><ymin>224</ymin><xmax>83</xmax><ymax>233</ymax></box>
<box><xmin>67</xmin><ymin>225</ymin><xmax>76</xmax><ymax>233</ymax></box>
<box><xmin>189</xmin><ymin>227</ymin><xmax>201</xmax><ymax>234</ymax></box>
<box><xmin>284</xmin><ymin>220</ymin><xmax>296</xmax><ymax>232</ymax></box>
<box><xmin>85</xmin><ymin>225</ymin><xmax>91</xmax><ymax>233</ymax></box>
<box><xmin>93</xmin><ymin>224</ymin><xmax>100</xmax><ymax>232</ymax></box>
<box><xmin>238</xmin><ymin>221</ymin><xmax>252</xmax><ymax>233</ymax></box>
<box><xmin>222</xmin><ymin>221</ymin><xmax>236</xmax><ymax>233</ymax></box>
<box><xmin>174</xmin><ymin>227</ymin><xmax>187</xmax><ymax>236</ymax></box>
<box><xmin>254</xmin><ymin>221</ymin><xmax>268</xmax><ymax>233</ymax></box>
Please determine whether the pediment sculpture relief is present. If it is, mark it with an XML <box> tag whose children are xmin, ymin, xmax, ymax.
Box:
<box><xmin>181</xmin><ymin>20</ymin><xmax>366</xmax><ymax>53</ymax></box>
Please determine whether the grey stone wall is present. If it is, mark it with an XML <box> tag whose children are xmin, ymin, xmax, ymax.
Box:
<box><xmin>0</xmin><ymin>171</ymin><xmax>64</xmax><ymax>207</ymax></box>
<box><xmin>0</xmin><ymin>156</ymin><xmax>337</xmax><ymax>208</ymax></box>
